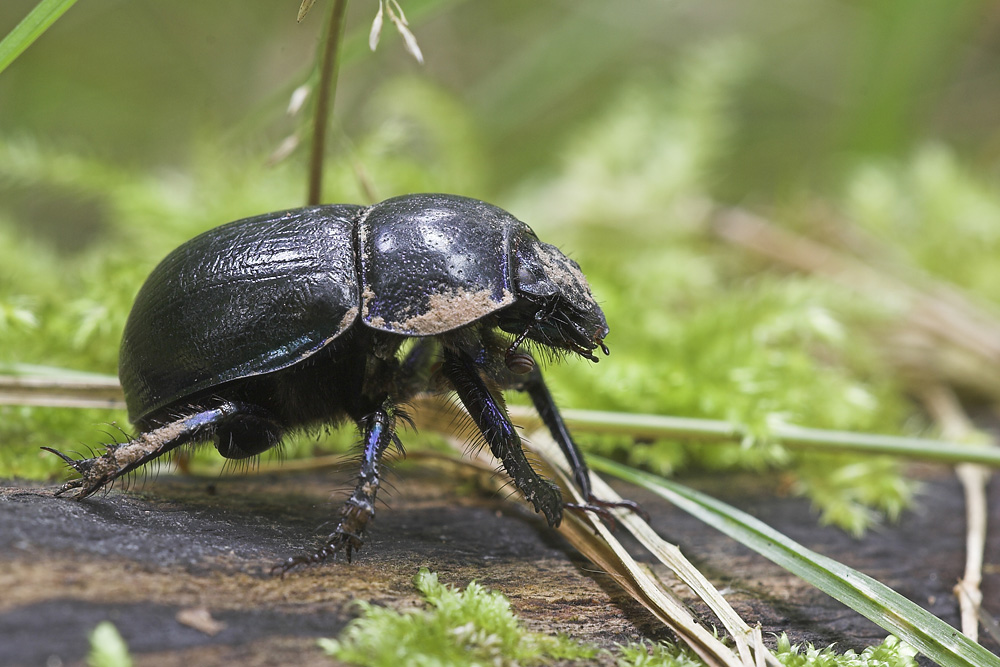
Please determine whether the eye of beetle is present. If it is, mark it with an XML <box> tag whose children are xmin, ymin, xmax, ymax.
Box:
<box><xmin>516</xmin><ymin>264</ymin><xmax>534</xmax><ymax>286</ymax></box>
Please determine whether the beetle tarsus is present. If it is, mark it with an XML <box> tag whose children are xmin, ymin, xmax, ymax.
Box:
<box><xmin>272</xmin><ymin>527</ymin><xmax>366</xmax><ymax>576</ymax></box>
<box><xmin>43</xmin><ymin>447</ymin><xmax>121</xmax><ymax>499</ymax></box>
<box><xmin>565</xmin><ymin>496</ymin><xmax>649</xmax><ymax>530</ymax></box>
<box><xmin>274</xmin><ymin>401</ymin><xmax>394</xmax><ymax>573</ymax></box>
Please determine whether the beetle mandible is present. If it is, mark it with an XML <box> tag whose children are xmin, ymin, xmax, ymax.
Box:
<box><xmin>47</xmin><ymin>193</ymin><xmax>639</xmax><ymax>571</ymax></box>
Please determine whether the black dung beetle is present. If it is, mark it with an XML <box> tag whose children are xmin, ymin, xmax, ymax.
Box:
<box><xmin>47</xmin><ymin>193</ymin><xmax>640</xmax><ymax>571</ymax></box>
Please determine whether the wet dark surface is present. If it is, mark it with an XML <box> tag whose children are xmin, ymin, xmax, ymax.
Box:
<box><xmin>2</xmin><ymin>463</ymin><xmax>997</xmax><ymax>666</ymax></box>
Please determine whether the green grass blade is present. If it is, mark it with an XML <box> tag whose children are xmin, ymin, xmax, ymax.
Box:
<box><xmin>0</xmin><ymin>0</ymin><xmax>79</xmax><ymax>74</ymax></box>
<box><xmin>551</xmin><ymin>407</ymin><xmax>1000</xmax><ymax>468</ymax></box>
<box><xmin>592</xmin><ymin>456</ymin><xmax>1000</xmax><ymax>667</ymax></box>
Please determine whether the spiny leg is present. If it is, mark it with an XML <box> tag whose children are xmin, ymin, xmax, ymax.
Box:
<box><xmin>514</xmin><ymin>364</ymin><xmax>647</xmax><ymax>522</ymax></box>
<box><xmin>441</xmin><ymin>347</ymin><xmax>563</xmax><ymax>527</ymax></box>
<box><xmin>273</xmin><ymin>399</ymin><xmax>397</xmax><ymax>573</ymax></box>
<box><xmin>44</xmin><ymin>401</ymin><xmax>268</xmax><ymax>499</ymax></box>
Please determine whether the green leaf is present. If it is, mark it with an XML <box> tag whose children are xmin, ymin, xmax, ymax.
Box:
<box><xmin>0</xmin><ymin>0</ymin><xmax>79</xmax><ymax>74</ymax></box>
<box><xmin>592</xmin><ymin>457</ymin><xmax>1000</xmax><ymax>667</ymax></box>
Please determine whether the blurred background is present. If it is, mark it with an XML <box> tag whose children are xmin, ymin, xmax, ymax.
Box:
<box><xmin>4</xmin><ymin>1</ymin><xmax>1000</xmax><ymax>200</ymax></box>
<box><xmin>3</xmin><ymin>0</ymin><xmax>1000</xmax><ymax>532</ymax></box>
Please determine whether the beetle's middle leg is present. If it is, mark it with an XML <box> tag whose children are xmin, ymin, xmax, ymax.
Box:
<box><xmin>273</xmin><ymin>398</ymin><xmax>397</xmax><ymax>572</ymax></box>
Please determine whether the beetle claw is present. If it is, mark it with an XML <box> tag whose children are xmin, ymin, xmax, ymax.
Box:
<box><xmin>52</xmin><ymin>478</ymin><xmax>85</xmax><ymax>498</ymax></box>
<box><xmin>589</xmin><ymin>495</ymin><xmax>649</xmax><ymax>523</ymax></box>
<box><xmin>564</xmin><ymin>501</ymin><xmax>619</xmax><ymax>531</ymax></box>
<box><xmin>41</xmin><ymin>446</ymin><xmax>79</xmax><ymax>467</ymax></box>
<box><xmin>271</xmin><ymin>530</ymin><xmax>365</xmax><ymax>576</ymax></box>
<box><xmin>42</xmin><ymin>447</ymin><xmax>111</xmax><ymax>499</ymax></box>
<box><xmin>564</xmin><ymin>495</ymin><xmax>649</xmax><ymax>531</ymax></box>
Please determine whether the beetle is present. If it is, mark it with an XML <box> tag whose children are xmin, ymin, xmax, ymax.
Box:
<box><xmin>47</xmin><ymin>193</ymin><xmax>639</xmax><ymax>571</ymax></box>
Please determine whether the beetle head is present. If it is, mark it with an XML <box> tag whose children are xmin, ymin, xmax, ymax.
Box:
<box><xmin>501</xmin><ymin>238</ymin><xmax>609</xmax><ymax>362</ymax></box>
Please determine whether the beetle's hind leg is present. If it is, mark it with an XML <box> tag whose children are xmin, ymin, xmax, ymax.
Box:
<box><xmin>273</xmin><ymin>398</ymin><xmax>398</xmax><ymax>573</ymax></box>
<box><xmin>44</xmin><ymin>401</ymin><xmax>266</xmax><ymax>499</ymax></box>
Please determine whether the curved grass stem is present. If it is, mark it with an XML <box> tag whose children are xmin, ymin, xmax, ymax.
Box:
<box><xmin>307</xmin><ymin>0</ymin><xmax>349</xmax><ymax>205</ymax></box>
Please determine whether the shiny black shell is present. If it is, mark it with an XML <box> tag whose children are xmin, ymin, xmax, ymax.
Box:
<box><xmin>119</xmin><ymin>194</ymin><xmax>540</xmax><ymax>422</ymax></box>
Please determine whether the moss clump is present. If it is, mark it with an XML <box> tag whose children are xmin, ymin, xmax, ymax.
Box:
<box><xmin>86</xmin><ymin>621</ymin><xmax>132</xmax><ymax>667</ymax></box>
<box><xmin>773</xmin><ymin>634</ymin><xmax>918</xmax><ymax>667</ymax></box>
<box><xmin>319</xmin><ymin>568</ymin><xmax>597</xmax><ymax>666</ymax></box>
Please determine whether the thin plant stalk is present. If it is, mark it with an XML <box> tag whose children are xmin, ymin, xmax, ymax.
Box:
<box><xmin>0</xmin><ymin>0</ymin><xmax>79</xmax><ymax>75</ymax></box>
<box><xmin>6</xmin><ymin>368</ymin><xmax>1000</xmax><ymax>468</ymax></box>
<box><xmin>920</xmin><ymin>383</ymin><xmax>991</xmax><ymax>642</ymax></box>
<box><xmin>307</xmin><ymin>0</ymin><xmax>350</xmax><ymax>205</ymax></box>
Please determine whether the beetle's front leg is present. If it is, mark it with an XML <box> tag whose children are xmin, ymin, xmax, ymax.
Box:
<box><xmin>273</xmin><ymin>400</ymin><xmax>397</xmax><ymax>573</ymax></box>
<box><xmin>44</xmin><ymin>403</ymin><xmax>243</xmax><ymax>498</ymax></box>
<box><xmin>442</xmin><ymin>347</ymin><xmax>563</xmax><ymax>527</ymax></box>
<box><xmin>513</xmin><ymin>365</ymin><xmax>647</xmax><ymax>522</ymax></box>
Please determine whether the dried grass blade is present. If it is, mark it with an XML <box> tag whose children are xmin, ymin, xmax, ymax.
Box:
<box><xmin>525</xmin><ymin>429</ymin><xmax>750</xmax><ymax>667</ymax></box>
<box><xmin>580</xmin><ymin>457</ymin><xmax>779</xmax><ymax>666</ymax></box>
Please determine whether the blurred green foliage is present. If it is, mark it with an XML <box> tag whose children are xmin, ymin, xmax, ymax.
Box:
<box><xmin>2</xmin><ymin>0</ymin><xmax>999</xmax><ymax>533</ymax></box>
<box><xmin>844</xmin><ymin>145</ymin><xmax>1000</xmax><ymax>302</ymax></box>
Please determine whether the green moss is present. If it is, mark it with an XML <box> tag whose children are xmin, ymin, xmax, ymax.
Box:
<box><xmin>614</xmin><ymin>635</ymin><xmax>918</xmax><ymax>667</ymax></box>
<box><xmin>844</xmin><ymin>145</ymin><xmax>1000</xmax><ymax>303</ymax></box>
<box><xmin>773</xmin><ymin>634</ymin><xmax>918</xmax><ymax>667</ymax></box>
<box><xmin>86</xmin><ymin>621</ymin><xmax>132</xmax><ymax>667</ymax></box>
<box><xmin>319</xmin><ymin>568</ymin><xmax>597</xmax><ymax>666</ymax></box>
<box><xmin>616</xmin><ymin>640</ymin><xmax>707</xmax><ymax>667</ymax></box>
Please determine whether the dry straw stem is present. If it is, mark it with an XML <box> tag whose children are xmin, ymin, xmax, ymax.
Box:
<box><xmin>306</xmin><ymin>0</ymin><xmax>350</xmax><ymax>206</ymax></box>
<box><xmin>6</xmin><ymin>376</ymin><xmax>1000</xmax><ymax>467</ymax></box>
<box><xmin>0</xmin><ymin>372</ymin><xmax>124</xmax><ymax>409</ymax></box>
<box><xmin>920</xmin><ymin>384</ymin><xmax>991</xmax><ymax>643</ymax></box>
<box><xmin>526</xmin><ymin>428</ymin><xmax>779</xmax><ymax>667</ymax></box>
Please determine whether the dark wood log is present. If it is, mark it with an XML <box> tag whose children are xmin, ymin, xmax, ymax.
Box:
<box><xmin>0</xmin><ymin>464</ymin><xmax>995</xmax><ymax>665</ymax></box>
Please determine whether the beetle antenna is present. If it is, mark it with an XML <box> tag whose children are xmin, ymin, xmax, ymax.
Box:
<box><xmin>505</xmin><ymin>327</ymin><xmax>532</xmax><ymax>359</ymax></box>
